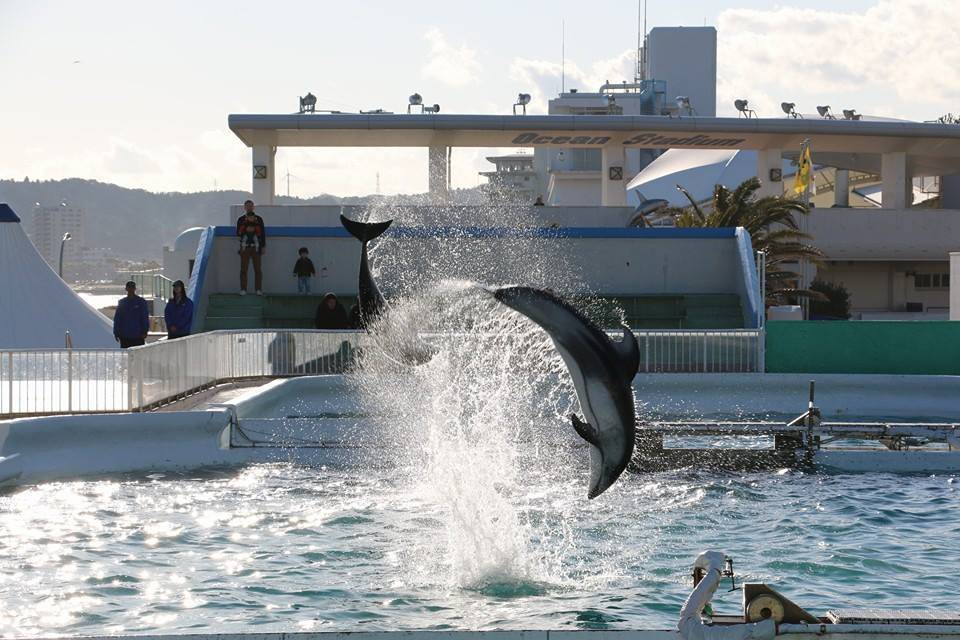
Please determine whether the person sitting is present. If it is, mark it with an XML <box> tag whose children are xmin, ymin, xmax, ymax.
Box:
<box><xmin>164</xmin><ymin>280</ymin><xmax>194</xmax><ymax>340</ymax></box>
<box><xmin>314</xmin><ymin>293</ymin><xmax>350</xmax><ymax>329</ymax></box>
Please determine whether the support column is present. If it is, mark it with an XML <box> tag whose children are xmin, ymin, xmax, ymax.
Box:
<box><xmin>251</xmin><ymin>145</ymin><xmax>276</xmax><ymax>205</ymax></box>
<box><xmin>755</xmin><ymin>149</ymin><xmax>783</xmax><ymax>198</ymax></box>
<box><xmin>951</xmin><ymin>252</ymin><xmax>960</xmax><ymax>321</ymax></box>
<box><xmin>881</xmin><ymin>152</ymin><xmax>911</xmax><ymax>209</ymax></box>
<box><xmin>428</xmin><ymin>145</ymin><xmax>450</xmax><ymax>202</ymax></box>
<box><xmin>834</xmin><ymin>169</ymin><xmax>850</xmax><ymax>207</ymax></box>
<box><xmin>601</xmin><ymin>145</ymin><xmax>627</xmax><ymax>207</ymax></box>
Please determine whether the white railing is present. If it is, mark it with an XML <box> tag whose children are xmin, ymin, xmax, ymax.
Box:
<box><xmin>1</xmin><ymin>330</ymin><xmax>366</xmax><ymax>418</ymax></box>
<box><xmin>127</xmin><ymin>272</ymin><xmax>174</xmax><ymax>300</ymax></box>
<box><xmin>1</xmin><ymin>328</ymin><xmax>764</xmax><ymax>418</ymax></box>
<box><xmin>634</xmin><ymin>329</ymin><xmax>764</xmax><ymax>373</ymax></box>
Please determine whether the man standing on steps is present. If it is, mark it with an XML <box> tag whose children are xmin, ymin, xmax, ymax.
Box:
<box><xmin>237</xmin><ymin>199</ymin><xmax>266</xmax><ymax>295</ymax></box>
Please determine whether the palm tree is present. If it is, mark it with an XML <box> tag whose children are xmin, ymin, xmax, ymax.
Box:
<box><xmin>666</xmin><ymin>177</ymin><xmax>823</xmax><ymax>305</ymax></box>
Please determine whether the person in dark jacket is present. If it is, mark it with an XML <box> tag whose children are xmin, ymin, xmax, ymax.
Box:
<box><xmin>164</xmin><ymin>280</ymin><xmax>194</xmax><ymax>340</ymax></box>
<box><xmin>315</xmin><ymin>293</ymin><xmax>350</xmax><ymax>329</ymax></box>
<box><xmin>293</xmin><ymin>247</ymin><xmax>316</xmax><ymax>295</ymax></box>
<box><xmin>236</xmin><ymin>199</ymin><xmax>266</xmax><ymax>295</ymax></box>
<box><xmin>114</xmin><ymin>280</ymin><xmax>150</xmax><ymax>348</ymax></box>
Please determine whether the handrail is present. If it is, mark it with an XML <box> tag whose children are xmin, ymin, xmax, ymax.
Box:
<box><xmin>1</xmin><ymin>328</ymin><xmax>764</xmax><ymax>418</ymax></box>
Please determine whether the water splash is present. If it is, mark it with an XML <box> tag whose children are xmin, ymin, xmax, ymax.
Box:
<box><xmin>353</xmin><ymin>282</ymin><xmax>585</xmax><ymax>590</ymax></box>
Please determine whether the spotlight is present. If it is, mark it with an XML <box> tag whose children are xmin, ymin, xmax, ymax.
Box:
<box><xmin>676</xmin><ymin>96</ymin><xmax>695</xmax><ymax>116</ymax></box>
<box><xmin>423</xmin><ymin>103</ymin><xmax>440</xmax><ymax>114</ymax></box>
<box><xmin>781</xmin><ymin>102</ymin><xmax>802</xmax><ymax>118</ymax></box>
<box><xmin>299</xmin><ymin>92</ymin><xmax>317</xmax><ymax>114</ymax></box>
<box><xmin>842</xmin><ymin>109</ymin><xmax>861</xmax><ymax>121</ymax></box>
<box><xmin>816</xmin><ymin>105</ymin><xmax>836</xmax><ymax>119</ymax></box>
<box><xmin>734</xmin><ymin>99</ymin><xmax>756</xmax><ymax>118</ymax></box>
<box><xmin>407</xmin><ymin>93</ymin><xmax>424</xmax><ymax>113</ymax></box>
<box><xmin>513</xmin><ymin>92</ymin><xmax>531</xmax><ymax>115</ymax></box>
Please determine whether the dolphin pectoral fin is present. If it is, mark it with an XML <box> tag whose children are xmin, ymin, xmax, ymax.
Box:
<box><xmin>613</xmin><ymin>324</ymin><xmax>641</xmax><ymax>380</ymax></box>
<box><xmin>570</xmin><ymin>414</ymin><xmax>600</xmax><ymax>447</ymax></box>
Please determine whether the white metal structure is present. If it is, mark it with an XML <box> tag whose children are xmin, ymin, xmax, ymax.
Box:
<box><xmin>0</xmin><ymin>328</ymin><xmax>765</xmax><ymax>418</ymax></box>
<box><xmin>0</xmin><ymin>204</ymin><xmax>114</xmax><ymax>349</ymax></box>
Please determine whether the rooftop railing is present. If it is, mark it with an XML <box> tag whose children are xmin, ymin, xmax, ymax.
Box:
<box><xmin>0</xmin><ymin>328</ymin><xmax>764</xmax><ymax>418</ymax></box>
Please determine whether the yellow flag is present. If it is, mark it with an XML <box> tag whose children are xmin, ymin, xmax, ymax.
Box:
<box><xmin>793</xmin><ymin>143</ymin><xmax>812</xmax><ymax>195</ymax></box>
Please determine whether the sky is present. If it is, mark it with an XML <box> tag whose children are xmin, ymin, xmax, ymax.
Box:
<box><xmin>1</xmin><ymin>0</ymin><xmax>958</xmax><ymax>198</ymax></box>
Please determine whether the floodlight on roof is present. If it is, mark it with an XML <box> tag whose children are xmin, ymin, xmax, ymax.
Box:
<box><xmin>781</xmin><ymin>102</ymin><xmax>802</xmax><ymax>118</ymax></box>
<box><xmin>513</xmin><ymin>93</ymin><xmax>532</xmax><ymax>115</ymax></box>
<box><xmin>675</xmin><ymin>96</ymin><xmax>695</xmax><ymax>116</ymax></box>
<box><xmin>299</xmin><ymin>92</ymin><xmax>317</xmax><ymax>114</ymax></box>
<box><xmin>842</xmin><ymin>108</ymin><xmax>861</xmax><ymax>120</ymax></box>
<box><xmin>817</xmin><ymin>105</ymin><xmax>836</xmax><ymax>119</ymax></box>
<box><xmin>407</xmin><ymin>93</ymin><xmax>424</xmax><ymax>113</ymax></box>
<box><xmin>734</xmin><ymin>99</ymin><xmax>756</xmax><ymax>118</ymax></box>
<box><xmin>423</xmin><ymin>103</ymin><xmax>440</xmax><ymax>114</ymax></box>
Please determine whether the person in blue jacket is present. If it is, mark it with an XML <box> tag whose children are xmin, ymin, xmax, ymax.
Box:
<box><xmin>164</xmin><ymin>280</ymin><xmax>194</xmax><ymax>340</ymax></box>
<box><xmin>114</xmin><ymin>280</ymin><xmax>150</xmax><ymax>348</ymax></box>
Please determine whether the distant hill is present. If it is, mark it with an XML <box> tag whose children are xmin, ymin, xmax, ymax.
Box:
<box><xmin>0</xmin><ymin>178</ymin><xmax>484</xmax><ymax>260</ymax></box>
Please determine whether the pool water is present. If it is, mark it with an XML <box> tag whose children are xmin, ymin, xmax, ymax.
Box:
<box><xmin>1</xmin><ymin>463</ymin><xmax>957</xmax><ymax>637</ymax></box>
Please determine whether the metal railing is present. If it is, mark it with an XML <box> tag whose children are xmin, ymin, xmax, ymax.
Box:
<box><xmin>1</xmin><ymin>327</ymin><xmax>764</xmax><ymax>418</ymax></box>
<box><xmin>634</xmin><ymin>329</ymin><xmax>763</xmax><ymax>373</ymax></box>
<box><xmin>1</xmin><ymin>330</ymin><xmax>366</xmax><ymax>418</ymax></box>
<box><xmin>127</xmin><ymin>272</ymin><xmax>174</xmax><ymax>301</ymax></box>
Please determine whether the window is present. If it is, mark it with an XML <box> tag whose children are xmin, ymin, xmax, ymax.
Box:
<box><xmin>914</xmin><ymin>273</ymin><xmax>949</xmax><ymax>289</ymax></box>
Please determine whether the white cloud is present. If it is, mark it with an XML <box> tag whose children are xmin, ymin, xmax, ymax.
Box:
<box><xmin>716</xmin><ymin>0</ymin><xmax>960</xmax><ymax>119</ymax></box>
<box><xmin>420</xmin><ymin>27</ymin><xmax>482</xmax><ymax>87</ymax></box>
<box><xmin>508</xmin><ymin>50</ymin><xmax>636</xmax><ymax>114</ymax></box>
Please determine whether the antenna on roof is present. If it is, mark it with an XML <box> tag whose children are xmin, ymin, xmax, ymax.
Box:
<box><xmin>635</xmin><ymin>0</ymin><xmax>648</xmax><ymax>83</ymax></box>
<box><xmin>561</xmin><ymin>19</ymin><xmax>565</xmax><ymax>94</ymax></box>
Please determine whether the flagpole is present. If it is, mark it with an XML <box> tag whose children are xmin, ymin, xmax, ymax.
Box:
<box><xmin>799</xmin><ymin>139</ymin><xmax>812</xmax><ymax>319</ymax></box>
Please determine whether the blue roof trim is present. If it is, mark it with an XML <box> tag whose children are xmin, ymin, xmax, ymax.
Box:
<box><xmin>0</xmin><ymin>204</ymin><xmax>21</xmax><ymax>223</ymax></box>
<box><xmin>212</xmin><ymin>225</ymin><xmax>736</xmax><ymax>239</ymax></box>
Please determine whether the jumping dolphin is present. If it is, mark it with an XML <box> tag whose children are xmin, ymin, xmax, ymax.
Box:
<box><xmin>340</xmin><ymin>214</ymin><xmax>392</xmax><ymax>328</ymax></box>
<box><xmin>488</xmin><ymin>286</ymin><xmax>639</xmax><ymax>499</ymax></box>
<box><xmin>340</xmin><ymin>214</ymin><xmax>435</xmax><ymax>366</ymax></box>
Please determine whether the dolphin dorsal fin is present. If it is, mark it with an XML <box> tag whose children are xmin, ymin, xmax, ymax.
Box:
<box><xmin>571</xmin><ymin>414</ymin><xmax>600</xmax><ymax>446</ymax></box>
<box><xmin>613</xmin><ymin>324</ymin><xmax>640</xmax><ymax>381</ymax></box>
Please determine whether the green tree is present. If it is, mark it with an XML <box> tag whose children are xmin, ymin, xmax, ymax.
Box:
<box><xmin>666</xmin><ymin>177</ymin><xmax>824</xmax><ymax>305</ymax></box>
<box><xmin>809</xmin><ymin>279</ymin><xmax>852</xmax><ymax>319</ymax></box>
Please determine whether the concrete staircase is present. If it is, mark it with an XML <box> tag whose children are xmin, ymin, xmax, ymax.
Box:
<box><xmin>204</xmin><ymin>293</ymin><xmax>356</xmax><ymax>330</ymax></box>
<box><xmin>608</xmin><ymin>294</ymin><xmax>745</xmax><ymax>329</ymax></box>
<box><xmin>204</xmin><ymin>293</ymin><xmax>746</xmax><ymax>331</ymax></box>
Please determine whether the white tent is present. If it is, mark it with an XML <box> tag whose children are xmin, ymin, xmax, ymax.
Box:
<box><xmin>626</xmin><ymin>149</ymin><xmax>797</xmax><ymax>208</ymax></box>
<box><xmin>0</xmin><ymin>204</ymin><xmax>116</xmax><ymax>349</ymax></box>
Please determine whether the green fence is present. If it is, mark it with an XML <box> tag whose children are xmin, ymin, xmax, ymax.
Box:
<box><xmin>766</xmin><ymin>321</ymin><xmax>960</xmax><ymax>375</ymax></box>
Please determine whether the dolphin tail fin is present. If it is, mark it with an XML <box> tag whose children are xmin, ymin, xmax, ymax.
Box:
<box><xmin>614</xmin><ymin>324</ymin><xmax>641</xmax><ymax>380</ymax></box>
<box><xmin>340</xmin><ymin>215</ymin><xmax>392</xmax><ymax>243</ymax></box>
<box><xmin>570</xmin><ymin>414</ymin><xmax>600</xmax><ymax>447</ymax></box>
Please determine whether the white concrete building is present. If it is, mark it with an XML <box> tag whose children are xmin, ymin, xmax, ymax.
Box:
<box><xmin>29</xmin><ymin>203</ymin><xmax>86</xmax><ymax>269</ymax></box>
<box><xmin>479</xmin><ymin>153</ymin><xmax>537</xmax><ymax>203</ymax></box>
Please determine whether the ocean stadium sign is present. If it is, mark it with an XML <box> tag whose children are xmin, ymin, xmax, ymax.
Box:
<box><xmin>510</xmin><ymin>132</ymin><xmax>747</xmax><ymax>148</ymax></box>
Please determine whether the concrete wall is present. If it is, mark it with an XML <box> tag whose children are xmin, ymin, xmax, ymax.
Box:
<box><xmin>646</xmin><ymin>27</ymin><xmax>717</xmax><ymax>117</ymax></box>
<box><xmin>765</xmin><ymin>320</ymin><xmax>960</xmax><ymax>375</ymax></box>
<box><xmin>816</xmin><ymin>260</ymin><xmax>951</xmax><ymax>314</ymax></box>
<box><xmin>204</xmin><ymin>227</ymin><xmax>745</xmax><ymax>298</ymax></box>
<box><xmin>808</xmin><ymin>208</ymin><xmax>960</xmax><ymax>261</ymax></box>
<box><xmin>0</xmin><ymin>410</ymin><xmax>235</xmax><ymax>485</ymax></box>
